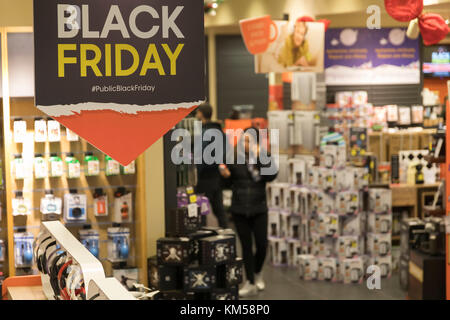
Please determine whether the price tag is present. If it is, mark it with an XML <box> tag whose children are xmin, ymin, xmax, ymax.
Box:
<box><xmin>188</xmin><ymin>203</ymin><xmax>198</xmax><ymax>218</ymax></box>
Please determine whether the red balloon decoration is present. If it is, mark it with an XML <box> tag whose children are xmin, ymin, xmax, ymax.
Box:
<box><xmin>384</xmin><ymin>0</ymin><xmax>449</xmax><ymax>45</ymax></box>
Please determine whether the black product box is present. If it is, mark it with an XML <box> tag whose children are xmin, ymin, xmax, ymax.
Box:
<box><xmin>202</xmin><ymin>227</ymin><xmax>236</xmax><ymax>238</ymax></box>
<box><xmin>158</xmin><ymin>265</ymin><xmax>184</xmax><ymax>291</ymax></box>
<box><xmin>188</xmin><ymin>230</ymin><xmax>216</xmax><ymax>262</ymax></box>
<box><xmin>217</xmin><ymin>258</ymin><xmax>243</xmax><ymax>288</ymax></box>
<box><xmin>200</xmin><ymin>235</ymin><xmax>236</xmax><ymax>265</ymax></box>
<box><xmin>160</xmin><ymin>290</ymin><xmax>195</xmax><ymax>300</ymax></box>
<box><xmin>400</xmin><ymin>218</ymin><xmax>425</xmax><ymax>259</ymax></box>
<box><xmin>183</xmin><ymin>264</ymin><xmax>216</xmax><ymax>292</ymax></box>
<box><xmin>157</xmin><ymin>237</ymin><xmax>192</xmax><ymax>265</ymax></box>
<box><xmin>147</xmin><ymin>256</ymin><xmax>159</xmax><ymax>290</ymax></box>
<box><xmin>166</xmin><ymin>207</ymin><xmax>201</xmax><ymax>237</ymax></box>
<box><xmin>211</xmin><ymin>287</ymin><xmax>239</xmax><ymax>300</ymax></box>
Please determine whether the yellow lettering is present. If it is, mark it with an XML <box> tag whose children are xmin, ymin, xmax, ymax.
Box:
<box><xmin>105</xmin><ymin>44</ymin><xmax>112</xmax><ymax>77</ymax></box>
<box><xmin>140</xmin><ymin>44</ymin><xmax>165</xmax><ymax>76</ymax></box>
<box><xmin>80</xmin><ymin>44</ymin><xmax>102</xmax><ymax>77</ymax></box>
<box><xmin>58</xmin><ymin>44</ymin><xmax>77</xmax><ymax>78</ymax></box>
<box><xmin>162</xmin><ymin>43</ymin><xmax>184</xmax><ymax>75</ymax></box>
<box><xmin>115</xmin><ymin>44</ymin><xmax>139</xmax><ymax>76</ymax></box>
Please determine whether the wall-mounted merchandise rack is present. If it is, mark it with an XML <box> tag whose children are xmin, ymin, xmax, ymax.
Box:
<box><xmin>0</xmin><ymin>27</ymin><xmax>147</xmax><ymax>285</ymax></box>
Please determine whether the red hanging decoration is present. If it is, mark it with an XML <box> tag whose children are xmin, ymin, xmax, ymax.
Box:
<box><xmin>384</xmin><ymin>0</ymin><xmax>423</xmax><ymax>22</ymax></box>
<box><xmin>384</xmin><ymin>0</ymin><xmax>449</xmax><ymax>45</ymax></box>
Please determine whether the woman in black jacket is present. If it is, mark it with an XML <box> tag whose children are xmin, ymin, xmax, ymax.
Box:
<box><xmin>220</xmin><ymin>128</ymin><xmax>277</xmax><ymax>297</ymax></box>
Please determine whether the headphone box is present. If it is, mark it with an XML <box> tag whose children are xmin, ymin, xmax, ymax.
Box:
<box><xmin>158</xmin><ymin>265</ymin><xmax>184</xmax><ymax>291</ymax></box>
<box><xmin>280</xmin><ymin>185</ymin><xmax>292</xmax><ymax>211</ymax></box>
<box><xmin>307</xmin><ymin>166</ymin><xmax>319</xmax><ymax>188</ymax></box>
<box><xmin>298</xmin><ymin>254</ymin><xmax>318</xmax><ymax>281</ymax></box>
<box><xmin>369</xmin><ymin>255</ymin><xmax>392</xmax><ymax>278</ymax></box>
<box><xmin>160</xmin><ymin>290</ymin><xmax>194</xmax><ymax>300</ymax></box>
<box><xmin>211</xmin><ymin>287</ymin><xmax>239</xmax><ymax>300</ymax></box>
<box><xmin>287</xmin><ymin>240</ymin><xmax>302</xmax><ymax>267</ymax></box>
<box><xmin>279</xmin><ymin>211</ymin><xmax>290</xmax><ymax>238</ymax></box>
<box><xmin>316</xmin><ymin>191</ymin><xmax>335</xmax><ymax>214</ymax></box>
<box><xmin>367</xmin><ymin>213</ymin><xmax>392</xmax><ymax>234</ymax></box>
<box><xmin>268</xmin><ymin>210</ymin><xmax>281</xmax><ymax>239</ymax></box>
<box><xmin>166</xmin><ymin>206</ymin><xmax>201</xmax><ymax>237</ymax></box>
<box><xmin>157</xmin><ymin>237</ymin><xmax>192</xmax><ymax>266</ymax></box>
<box><xmin>367</xmin><ymin>233</ymin><xmax>391</xmax><ymax>256</ymax></box>
<box><xmin>147</xmin><ymin>256</ymin><xmax>159</xmax><ymax>290</ymax></box>
<box><xmin>287</xmin><ymin>215</ymin><xmax>301</xmax><ymax>240</ymax></box>
<box><xmin>216</xmin><ymin>257</ymin><xmax>243</xmax><ymax>288</ymax></box>
<box><xmin>318</xmin><ymin>213</ymin><xmax>339</xmax><ymax>238</ymax></box>
<box><xmin>288</xmin><ymin>158</ymin><xmax>307</xmax><ymax>186</ymax></box>
<box><xmin>341</xmin><ymin>213</ymin><xmax>366</xmax><ymax>236</ymax></box>
<box><xmin>290</xmin><ymin>186</ymin><xmax>304</xmax><ymax>215</ymax></box>
<box><xmin>183</xmin><ymin>264</ymin><xmax>216</xmax><ymax>292</ymax></box>
<box><xmin>336</xmin><ymin>191</ymin><xmax>360</xmax><ymax>215</ymax></box>
<box><xmin>187</xmin><ymin>230</ymin><xmax>215</xmax><ymax>262</ymax></box>
<box><xmin>318</xmin><ymin>257</ymin><xmax>337</xmax><ymax>282</ymax></box>
<box><xmin>342</xmin><ymin>257</ymin><xmax>364</xmax><ymax>284</ymax></box>
<box><xmin>336</xmin><ymin>236</ymin><xmax>363</xmax><ymax>258</ymax></box>
<box><xmin>369</xmin><ymin>188</ymin><xmax>392</xmax><ymax>214</ymax></box>
<box><xmin>199</xmin><ymin>235</ymin><xmax>236</xmax><ymax>266</ymax></box>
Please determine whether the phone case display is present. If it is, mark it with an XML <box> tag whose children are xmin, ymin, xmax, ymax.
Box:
<box><xmin>113</xmin><ymin>190</ymin><xmax>133</xmax><ymax>223</ymax></box>
<box><xmin>63</xmin><ymin>192</ymin><xmax>87</xmax><ymax>222</ymax></box>
<box><xmin>105</xmin><ymin>155</ymin><xmax>120</xmax><ymax>176</ymax></box>
<box><xmin>47</xmin><ymin>120</ymin><xmax>61</xmax><ymax>142</ymax></box>
<box><xmin>40</xmin><ymin>192</ymin><xmax>62</xmax><ymax>220</ymax></box>
<box><xmin>349</xmin><ymin>127</ymin><xmax>367</xmax><ymax>158</ymax></box>
<box><xmin>14</xmin><ymin>232</ymin><xmax>34</xmax><ymax>268</ymax></box>
<box><xmin>107</xmin><ymin>227</ymin><xmax>130</xmax><ymax>262</ymax></box>
<box><xmin>12</xmin><ymin>155</ymin><xmax>26</xmax><ymax>180</ymax></box>
<box><xmin>84</xmin><ymin>152</ymin><xmax>100</xmax><ymax>176</ymax></box>
<box><xmin>65</xmin><ymin>128</ymin><xmax>79</xmax><ymax>141</ymax></box>
<box><xmin>13</xmin><ymin>119</ymin><xmax>27</xmax><ymax>143</ymax></box>
<box><xmin>65</xmin><ymin>153</ymin><xmax>81</xmax><ymax>179</ymax></box>
<box><xmin>49</xmin><ymin>154</ymin><xmax>64</xmax><ymax>177</ymax></box>
<box><xmin>34</xmin><ymin>154</ymin><xmax>48</xmax><ymax>179</ymax></box>
<box><xmin>122</xmin><ymin>161</ymin><xmax>136</xmax><ymax>175</ymax></box>
<box><xmin>12</xmin><ymin>193</ymin><xmax>32</xmax><ymax>216</ymax></box>
<box><xmin>183</xmin><ymin>265</ymin><xmax>216</xmax><ymax>292</ymax></box>
<box><xmin>199</xmin><ymin>235</ymin><xmax>236</xmax><ymax>266</ymax></box>
<box><xmin>93</xmin><ymin>189</ymin><xmax>108</xmax><ymax>217</ymax></box>
<box><xmin>0</xmin><ymin>240</ymin><xmax>5</xmax><ymax>262</ymax></box>
<box><xmin>157</xmin><ymin>237</ymin><xmax>192</xmax><ymax>266</ymax></box>
<box><xmin>34</xmin><ymin>118</ymin><xmax>47</xmax><ymax>142</ymax></box>
<box><xmin>79</xmin><ymin>229</ymin><xmax>100</xmax><ymax>258</ymax></box>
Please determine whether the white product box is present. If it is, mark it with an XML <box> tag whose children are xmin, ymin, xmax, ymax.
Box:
<box><xmin>64</xmin><ymin>193</ymin><xmax>87</xmax><ymax>222</ymax></box>
<box><xmin>369</xmin><ymin>255</ymin><xmax>392</xmax><ymax>278</ymax></box>
<box><xmin>12</xmin><ymin>197</ymin><xmax>32</xmax><ymax>216</ymax></box>
<box><xmin>310</xmin><ymin>233</ymin><xmax>320</xmax><ymax>256</ymax></box>
<box><xmin>341</xmin><ymin>213</ymin><xmax>366</xmax><ymax>236</ymax></box>
<box><xmin>318</xmin><ymin>257</ymin><xmax>338</xmax><ymax>282</ymax></box>
<box><xmin>300</xmin><ymin>217</ymin><xmax>310</xmax><ymax>243</ymax></box>
<box><xmin>275</xmin><ymin>154</ymin><xmax>289</xmax><ymax>183</ymax></box>
<box><xmin>353</xmin><ymin>167</ymin><xmax>369</xmax><ymax>190</ymax></box>
<box><xmin>40</xmin><ymin>194</ymin><xmax>62</xmax><ymax>218</ymax></box>
<box><xmin>287</xmin><ymin>215</ymin><xmax>301</xmax><ymax>240</ymax></box>
<box><xmin>269</xmin><ymin>239</ymin><xmax>280</xmax><ymax>265</ymax></box>
<box><xmin>307</xmin><ymin>166</ymin><xmax>319</xmax><ymax>188</ymax></box>
<box><xmin>335</xmin><ymin>190</ymin><xmax>359</xmax><ymax>215</ymax></box>
<box><xmin>336</xmin><ymin>236</ymin><xmax>362</xmax><ymax>259</ymax></box>
<box><xmin>268</xmin><ymin>110</ymin><xmax>294</xmax><ymax>152</ymax></box>
<box><xmin>369</xmin><ymin>189</ymin><xmax>392</xmax><ymax>213</ymax></box>
<box><xmin>308</xmin><ymin>213</ymin><xmax>319</xmax><ymax>235</ymax></box>
<box><xmin>318</xmin><ymin>213</ymin><xmax>339</xmax><ymax>237</ymax></box>
<box><xmin>66</xmin><ymin>128</ymin><xmax>79</xmax><ymax>141</ymax></box>
<box><xmin>293</xmin><ymin>111</ymin><xmax>321</xmax><ymax>151</ymax></box>
<box><xmin>320</xmin><ymin>144</ymin><xmax>346</xmax><ymax>169</ymax></box>
<box><xmin>288</xmin><ymin>158</ymin><xmax>307</xmax><ymax>186</ymax></box>
<box><xmin>367</xmin><ymin>213</ymin><xmax>392</xmax><ymax>234</ymax></box>
<box><xmin>290</xmin><ymin>187</ymin><xmax>302</xmax><ymax>215</ymax></box>
<box><xmin>318</xmin><ymin>236</ymin><xmax>336</xmax><ymax>257</ymax></box>
<box><xmin>47</xmin><ymin>120</ymin><xmax>61</xmax><ymax>142</ymax></box>
<box><xmin>335</xmin><ymin>169</ymin><xmax>353</xmax><ymax>191</ymax></box>
<box><xmin>316</xmin><ymin>191</ymin><xmax>335</xmax><ymax>214</ymax></box>
<box><xmin>34</xmin><ymin>119</ymin><xmax>47</xmax><ymax>142</ymax></box>
<box><xmin>342</xmin><ymin>257</ymin><xmax>364</xmax><ymax>284</ymax></box>
<box><xmin>280</xmin><ymin>185</ymin><xmax>292</xmax><ymax>211</ymax></box>
<box><xmin>267</xmin><ymin>183</ymin><xmax>289</xmax><ymax>209</ymax></box>
<box><xmin>13</xmin><ymin>120</ymin><xmax>27</xmax><ymax>143</ymax></box>
<box><xmin>336</xmin><ymin>259</ymin><xmax>344</xmax><ymax>283</ymax></box>
<box><xmin>287</xmin><ymin>240</ymin><xmax>302</xmax><ymax>267</ymax></box>
<box><xmin>268</xmin><ymin>210</ymin><xmax>281</xmax><ymax>239</ymax></box>
<box><xmin>278</xmin><ymin>240</ymin><xmax>288</xmax><ymax>266</ymax></box>
<box><xmin>279</xmin><ymin>212</ymin><xmax>289</xmax><ymax>238</ymax></box>
<box><xmin>367</xmin><ymin>233</ymin><xmax>391</xmax><ymax>256</ymax></box>
<box><xmin>298</xmin><ymin>255</ymin><xmax>319</xmax><ymax>280</ymax></box>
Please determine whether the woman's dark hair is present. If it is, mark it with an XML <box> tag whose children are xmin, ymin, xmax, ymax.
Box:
<box><xmin>197</xmin><ymin>103</ymin><xmax>213</xmax><ymax>120</ymax></box>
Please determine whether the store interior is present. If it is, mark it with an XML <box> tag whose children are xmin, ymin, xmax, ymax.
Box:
<box><xmin>0</xmin><ymin>0</ymin><xmax>449</xmax><ymax>300</ymax></box>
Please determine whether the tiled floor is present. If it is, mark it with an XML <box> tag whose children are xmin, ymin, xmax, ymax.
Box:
<box><xmin>244</xmin><ymin>264</ymin><xmax>406</xmax><ymax>300</ymax></box>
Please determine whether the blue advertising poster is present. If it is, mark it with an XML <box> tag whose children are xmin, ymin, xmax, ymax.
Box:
<box><xmin>325</xmin><ymin>28</ymin><xmax>420</xmax><ymax>85</ymax></box>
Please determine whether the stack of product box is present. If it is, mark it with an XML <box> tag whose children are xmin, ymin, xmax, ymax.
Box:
<box><xmin>156</xmin><ymin>199</ymin><xmax>243</xmax><ymax>300</ymax></box>
<box><xmin>267</xmin><ymin>143</ymin><xmax>393</xmax><ymax>284</ymax></box>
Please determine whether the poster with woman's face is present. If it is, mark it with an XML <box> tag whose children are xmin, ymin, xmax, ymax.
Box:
<box><xmin>254</xmin><ymin>20</ymin><xmax>325</xmax><ymax>74</ymax></box>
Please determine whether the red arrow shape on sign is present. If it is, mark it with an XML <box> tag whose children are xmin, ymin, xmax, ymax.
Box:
<box><xmin>54</xmin><ymin>107</ymin><xmax>196</xmax><ymax>165</ymax></box>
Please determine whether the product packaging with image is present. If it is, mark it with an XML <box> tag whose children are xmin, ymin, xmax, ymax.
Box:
<box><xmin>93</xmin><ymin>189</ymin><xmax>108</xmax><ymax>217</ymax></box>
<box><xmin>113</xmin><ymin>189</ymin><xmax>133</xmax><ymax>223</ymax></box>
<box><xmin>84</xmin><ymin>152</ymin><xmax>100</xmax><ymax>176</ymax></box>
<box><xmin>107</xmin><ymin>227</ymin><xmax>130</xmax><ymax>263</ymax></box>
<box><xmin>34</xmin><ymin>118</ymin><xmax>47</xmax><ymax>142</ymax></box>
<box><xmin>49</xmin><ymin>153</ymin><xmax>64</xmax><ymax>177</ymax></box>
<box><xmin>47</xmin><ymin>119</ymin><xmax>61</xmax><ymax>142</ymax></box>
<box><xmin>40</xmin><ymin>190</ymin><xmax>62</xmax><ymax>221</ymax></box>
<box><xmin>64</xmin><ymin>191</ymin><xmax>87</xmax><ymax>222</ymax></box>
<box><xmin>79</xmin><ymin>229</ymin><xmax>100</xmax><ymax>258</ymax></box>
<box><xmin>13</xmin><ymin>119</ymin><xmax>27</xmax><ymax>143</ymax></box>
<box><xmin>14</xmin><ymin>232</ymin><xmax>34</xmax><ymax>268</ymax></box>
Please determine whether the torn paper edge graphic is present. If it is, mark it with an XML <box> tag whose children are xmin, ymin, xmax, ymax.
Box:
<box><xmin>37</xmin><ymin>100</ymin><xmax>205</xmax><ymax>117</ymax></box>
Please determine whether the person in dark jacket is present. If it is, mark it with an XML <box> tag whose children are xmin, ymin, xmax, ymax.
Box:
<box><xmin>220</xmin><ymin>127</ymin><xmax>277</xmax><ymax>297</ymax></box>
<box><xmin>195</xmin><ymin>103</ymin><xmax>228</xmax><ymax>228</ymax></box>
